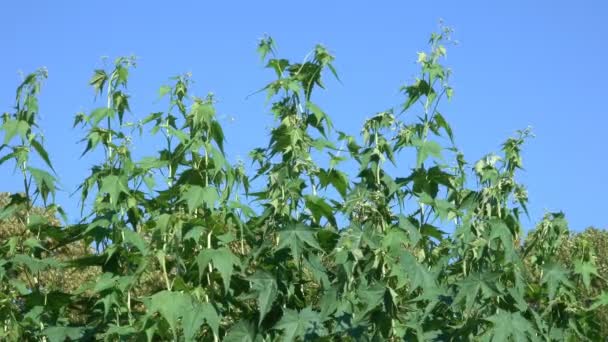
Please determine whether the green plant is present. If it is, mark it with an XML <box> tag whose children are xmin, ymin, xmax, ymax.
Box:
<box><xmin>1</xmin><ymin>26</ymin><xmax>606</xmax><ymax>341</ymax></box>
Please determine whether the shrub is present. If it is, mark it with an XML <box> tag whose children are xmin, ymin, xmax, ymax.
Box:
<box><xmin>1</xmin><ymin>27</ymin><xmax>606</xmax><ymax>341</ymax></box>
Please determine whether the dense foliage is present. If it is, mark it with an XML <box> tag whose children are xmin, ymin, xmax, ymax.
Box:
<box><xmin>1</xmin><ymin>28</ymin><xmax>606</xmax><ymax>341</ymax></box>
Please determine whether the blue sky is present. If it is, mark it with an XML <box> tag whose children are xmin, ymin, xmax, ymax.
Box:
<box><xmin>1</xmin><ymin>1</ymin><xmax>606</xmax><ymax>231</ymax></box>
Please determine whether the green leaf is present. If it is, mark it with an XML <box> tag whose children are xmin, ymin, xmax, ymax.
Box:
<box><xmin>277</xmin><ymin>223</ymin><xmax>322</xmax><ymax>261</ymax></box>
<box><xmin>100</xmin><ymin>174</ymin><xmax>129</xmax><ymax>205</ymax></box>
<box><xmin>399</xmin><ymin>251</ymin><xmax>436</xmax><ymax>292</ymax></box>
<box><xmin>303</xmin><ymin>253</ymin><xmax>330</xmax><ymax>288</ymax></box>
<box><xmin>574</xmin><ymin>259</ymin><xmax>598</xmax><ymax>290</ymax></box>
<box><xmin>112</xmin><ymin>91</ymin><xmax>130</xmax><ymax>123</ymax></box>
<box><xmin>44</xmin><ymin>326</ymin><xmax>86</xmax><ymax>342</ymax></box>
<box><xmin>101</xmin><ymin>325</ymin><xmax>138</xmax><ymax>339</ymax></box>
<box><xmin>30</xmin><ymin>138</ymin><xmax>55</xmax><ymax>172</ymax></box>
<box><xmin>381</xmin><ymin>227</ymin><xmax>409</xmax><ymax>256</ymax></box>
<box><xmin>486</xmin><ymin>311</ymin><xmax>536</xmax><ymax>342</ymax></box>
<box><xmin>304</xmin><ymin>195</ymin><xmax>336</xmax><ymax>226</ymax></box>
<box><xmin>306</xmin><ymin>101</ymin><xmax>333</xmax><ymax>134</ymax></box>
<box><xmin>141</xmin><ymin>112</ymin><xmax>163</xmax><ymax>127</ymax></box>
<box><xmin>180</xmin><ymin>185</ymin><xmax>218</xmax><ymax>212</ymax></box>
<box><xmin>137</xmin><ymin>156</ymin><xmax>168</xmax><ymax>170</ymax></box>
<box><xmin>122</xmin><ymin>228</ymin><xmax>148</xmax><ymax>254</ymax></box>
<box><xmin>248</xmin><ymin>271</ymin><xmax>278</xmax><ymax>326</ymax></box>
<box><xmin>453</xmin><ymin>273</ymin><xmax>500</xmax><ymax>313</ymax></box>
<box><xmin>318</xmin><ymin>168</ymin><xmax>348</xmax><ymax>198</ymax></box>
<box><xmin>90</xmin><ymin>69</ymin><xmax>108</xmax><ymax>95</ymax></box>
<box><xmin>159</xmin><ymin>85</ymin><xmax>172</xmax><ymax>98</ymax></box>
<box><xmin>28</xmin><ymin>166</ymin><xmax>57</xmax><ymax>203</ymax></box>
<box><xmin>402</xmin><ymin>79</ymin><xmax>432</xmax><ymax>111</ymax></box>
<box><xmin>224</xmin><ymin>320</ymin><xmax>257</xmax><ymax>342</ymax></box>
<box><xmin>191</xmin><ymin>102</ymin><xmax>215</xmax><ymax>127</ymax></box>
<box><xmin>590</xmin><ymin>292</ymin><xmax>608</xmax><ymax>311</ymax></box>
<box><xmin>2</xmin><ymin>119</ymin><xmax>29</xmax><ymax>144</ymax></box>
<box><xmin>184</xmin><ymin>302</ymin><xmax>220</xmax><ymax>341</ymax></box>
<box><xmin>542</xmin><ymin>263</ymin><xmax>572</xmax><ymax>300</ymax></box>
<box><xmin>145</xmin><ymin>291</ymin><xmax>219</xmax><ymax>340</ymax></box>
<box><xmin>432</xmin><ymin>112</ymin><xmax>453</xmax><ymax>142</ymax></box>
<box><xmin>489</xmin><ymin>219</ymin><xmax>515</xmax><ymax>258</ymax></box>
<box><xmin>0</xmin><ymin>149</ymin><xmax>17</xmax><ymax>167</ymax></box>
<box><xmin>91</xmin><ymin>272</ymin><xmax>120</xmax><ymax>293</ymax></box>
<box><xmin>398</xmin><ymin>215</ymin><xmax>422</xmax><ymax>246</ymax></box>
<box><xmin>357</xmin><ymin>282</ymin><xmax>387</xmax><ymax>314</ymax></box>
<box><xmin>9</xmin><ymin>278</ymin><xmax>30</xmax><ymax>295</ymax></box>
<box><xmin>89</xmin><ymin>107</ymin><xmax>114</xmax><ymax>126</ymax></box>
<box><xmin>415</xmin><ymin>140</ymin><xmax>442</xmax><ymax>168</ymax></box>
<box><xmin>210</xmin><ymin>120</ymin><xmax>225</xmax><ymax>152</ymax></box>
<box><xmin>257</xmin><ymin>36</ymin><xmax>275</xmax><ymax>62</ymax></box>
<box><xmin>197</xmin><ymin>247</ymin><xmax>240</xmax><ymax>291</ymax></box>
<box><xmin>274</xmin><ymin>307</ymin><xmax>325</xmax><ymax>342</ymax></box>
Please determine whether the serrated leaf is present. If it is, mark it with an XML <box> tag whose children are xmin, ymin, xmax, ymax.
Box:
<box><xmin>382</xmin><ymin>227</ymin><xmax>409</xmax><ymax>255</ymax></box>
<box><xmin>2</xmin><ymin>119</ymin><xmax>29</xmax><ymax>144</ymax></box>
<box><xmin>89</xmin><ymin>107</ymin><xmax>114</xmax><ymax>126</ymax></box>
<box><xmin>159</xmin><ymin>85</ymin><xmax>172</xmax><ymax>98</ymax></box>
<box><xmin>101</xmin><ymin>325</ymin><xmax>138</xmax><ymax>339</ymax></box>
<box><xmin>486</xmin><ymin>311</ymin><xmax>536</xmax><ymax>342</ymax></box>
<box><xmin>415</xmin><ymin>140</ymin><xmax>442</xmax><ymax>168</ymax></box>
<box><xmin>90</xmin><ymin>69</ymin><xmax>108</xmax><ymax>96</ymax></box>
<box><xmin>318</xmin><ymin>168</ymin><xmax>348</xmax><ymax>198</ymax></box>
<box><xmin>210</xmin><ymin>120</ymin><xmax>225</xmax><ymax>152</ymax></box>
<box><xmin>304</xmin><ymin>195</ymin><xmax>336</xmax><ymax>226</ymax></box>
<box><xmin>574</xmin><ymin>259</ymin><xmax>598</xmax><ymax>290</ymax></box>
<box><xmin>590</xmin><ymin>292</ymin><xmax>608</xmax><ymax>311</ymax></box>
<box><xmin>137</xmin><ymin>156</ymin><xmax>168</xmax><ymax>170</ymax></box>
<box><xmin>197</xmin><ymin>247</ymin><xmax>240</xmax><ymax>291</ymax></box>
<box><xmin>100</xmin><ymin>174</ymin><xmax>129</xmax><ymax>205</ymax></box>
<box><xmin>453</xmin><ymin>273</ymin><xmax>500</xmax><ymax>313</ymax></box>
<box><xmin>275</xmin><ymin>307</ymin><xmax>325</xmax><ymax>342</ymax></box>
<box><xmin>489</xmin><ymin>219</ymin><xmax>515</xmax><ymax>258</ymax></box>
<box><xmin>399</xmin><ymin>251</ymin><xmax>436</xmax><ymax>292</ymax></box>
<box><xmin>357</xmin><ymin>282</ymin><xmax>387</xmax><ymax>314</ymax></box>
<box><xmin>398</xmin><ymin>215</ymin><xmax>422</xmax><ymax>246</ymax></box>
<box><xmin>44</xmin><ymin>326</ymin><xmax>85</xmax><ymax>342</ymax></box>
<box><xmin>181</xmin><ymin>185</ymin><xmax>218</xmax><ymax>212</ymax></box>
<box><xmin>433</xmin><ymin>112</ymin><xmax>453</xmax><ymax>142</ymax></box>
<box><xmin>248</xmin><ymin>271</ymin><xmax>278</xmax><ymax>325</ymax></box>
<box><xmin>224</xmin><ymin>320</ymin><xmax>257</xmax><ymax>342</ymax></box>
<box><xmin>12</xmin><ymin>254</ymin><xmax>63</xmax><ymax>273</ymax></box>
<box><xmin>145</xmin><ymin>291</ymin><xmax>219</xmax><ymax>340</ymax></box>
<box><xmin>30</xmin><ymin>138</ymin><xmax>55</xmax><ymax>172</ymax></box>
<box><xmin>28</xmin><ymin>166</ymin><xmax>57</xmax><ymax>203</ymax></box>
<box><xmin>542</xmin><ymin>263</ymin><xmax>572</xmax><ymax>300</ymax></box>
<box><xmin>277</xmin><ymin>223</ymin><xmax>322</xmax><ymax>261</ymax></box>
<box><xmin>122</xmin><ymin>228</ymin><xmax>148</xmax><ymax>254</ymax></box>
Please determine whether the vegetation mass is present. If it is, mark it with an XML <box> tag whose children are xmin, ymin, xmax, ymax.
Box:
<box><xmin>1</xmin><ymin>27</ymin><xmax>607</xmax><ymax>341</ymax></box>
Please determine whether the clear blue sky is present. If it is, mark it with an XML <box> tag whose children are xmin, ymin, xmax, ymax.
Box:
<box><xmin>1</xmin><ymin>1</ymin><xmax>606</xmax><ymax>231</ymax></box>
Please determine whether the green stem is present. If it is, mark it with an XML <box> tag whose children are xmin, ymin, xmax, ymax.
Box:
<box><xmin>106</xmin><ymin>77</ymin><xmax>114</xmax><ymax>162</ymax></box>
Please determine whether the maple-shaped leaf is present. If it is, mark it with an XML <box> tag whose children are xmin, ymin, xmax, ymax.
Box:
<box><xmin>248</xmin><ymin>271</ymin><xmax>278</xmax><ymax>326</ymax></box>
<box><xmin>453</xmin><ymin>272</ymin><xmax>500</xmax><ymax>314</ymax></box>
<box><xmin>485</xmin><ymin>311</ymin><xmax>536</xmax><ymax>342</ymax></box>
<box><xmin>43</xmin><ymin>326</ymin><xmax>85</xmax><ymax>342</ymax></box>
<box><xmin>180</xmin><ymin>185</ymin><xmax>219</xmax><ymax>212</ymax></box>
<box><xmin>144</xmin><ymin>291</ymin><xmax>219</xmax><ymax>341</ymax></box>
<box><xmin>197</xmin><ymin>247</ymin><xmax>240</xmax><ymax>291</ymax></box>
<box><xmin>277</xmin><ymin>223</ymin><xmax>322</xmax><ymax>261</ymax></box>
<box><xmin>99</xmin><ymin>174</ymin><xmax>129</xmax><ymax>205</ymax></box>
<box><xmin>274</xmin><ymin>307</ymin><xmax>326</xmax><ymax>341</ymax></box>
<box><xmin>574</xmin><ymin>259</ymin><xmax>598</xmax><ymax>290</ymax></box>
<box><xmin>541</xmin><ymin>263</ymin><xmax>572</xmax><ymax>300</ymax></box>
<box><xmin>224</xmin><ymin>320</ymin><xmax>257</xmax><ymax>342</ymax></box>
<box><xmin>357</xmin><ymin>282</ymin><xmax>387</xmax><ymax>315</ymax></box>
<box><xmin>399</xmin><ymin>251</ymin><xmax>437</xmax><ymax>293</ymax></box>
